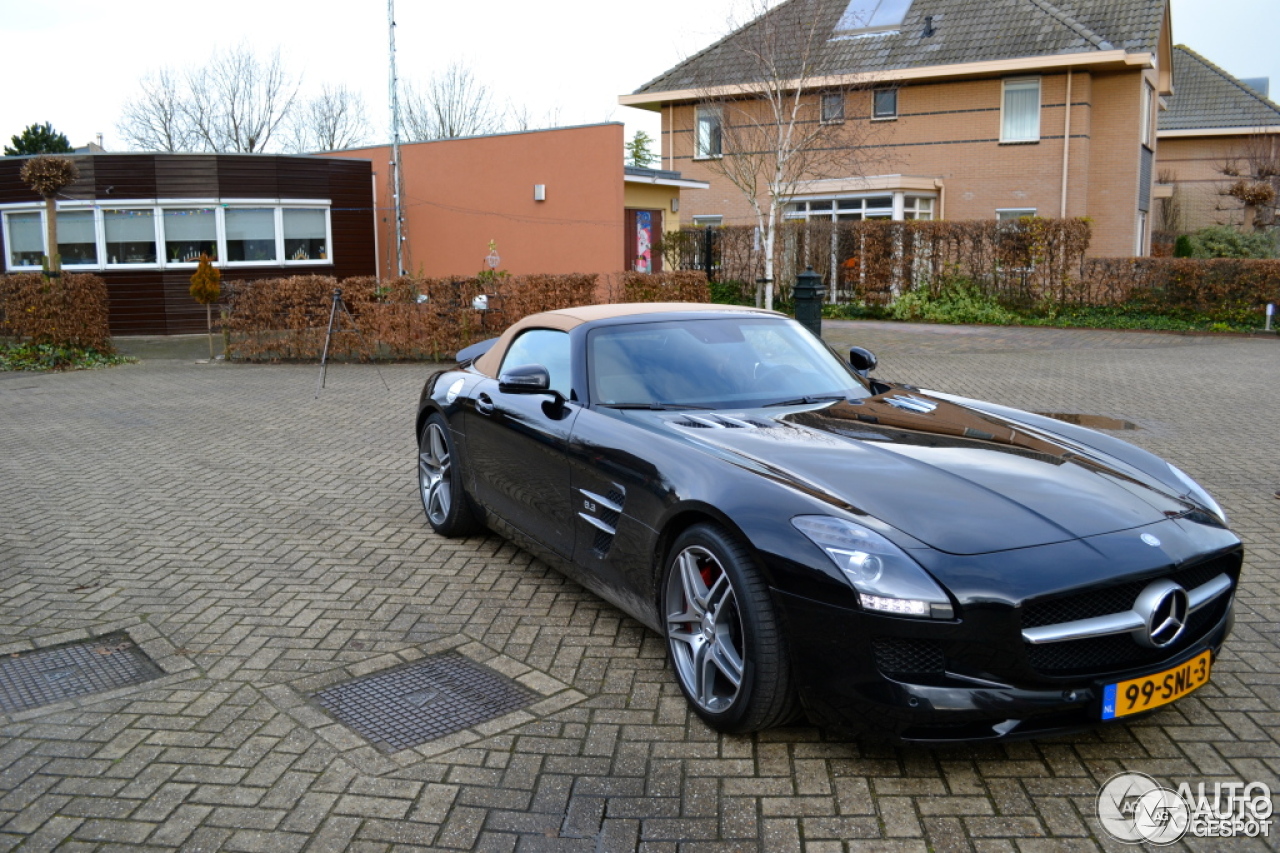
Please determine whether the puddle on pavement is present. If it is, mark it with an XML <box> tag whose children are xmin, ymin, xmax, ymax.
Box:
<box><xmin>1038</xmin><ymin>412</ymin><xmax>1140</xmax><ymax>431</ymax></box>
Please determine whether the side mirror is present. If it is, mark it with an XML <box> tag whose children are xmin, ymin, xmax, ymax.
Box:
<box><xmin>499</xmin><ymin>363</ymin><xmax>552</xmax><ymax>394</ymax></box>
<box><xmin>848</xmin><ymin>347</ymin><xmax>878</xmax><ymax>377</ymax></box>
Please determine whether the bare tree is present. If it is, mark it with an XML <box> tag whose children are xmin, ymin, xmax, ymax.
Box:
<box><xmin>117</xmin><ymin>45</ymin><xmax>298</xmax><ymax>153</ymax></box>
<box><xmin>400</xmin><ymin>62</ymin><xmax>505</xmax><ymax>140</ymax></box>
<box><xmin>186</xmin><ymin>45</ymin><xmax>299</xmax><ymax>153</ymax></box>
<box><xmin>508</xmin><ymin>102</ymin><xmax>564</xmax><ymax>133</ymax></box>
<box><xmin>689</xmin><ymin>0</ymin><xmax>891</xmax><ymax>308</ymax></box>
<box><xmin>1219</xmin><ymin>131</ymin><xmax>1280</xmax><ymax>231</ymax></box>
<box><xmin>285</xmin><ymin>84</ymin><xmax>372</xmax><ymax>152</ymax></box>
<box><xmin>117</xmin><ymin>68</ymin><xmax>196</xmax><ymax>152</ymax></box>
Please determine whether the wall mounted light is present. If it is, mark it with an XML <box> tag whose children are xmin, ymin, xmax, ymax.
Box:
<box><xmin>534</xmin><ymin>184</ymin><xmax>546</xmax><ymax>202</ymax></box>
<box><xmin>671</xmin><ymin>197</ymin><xmax>680</xmax><ymax>212</ymax></box>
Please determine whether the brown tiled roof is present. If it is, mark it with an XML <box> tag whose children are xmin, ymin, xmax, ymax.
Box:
<box><xmin>633</xmin><ymin>0</ymin><xmax>1166</xmax><ymax>95</ymax></box>
<box><xmin>1161</xmin><ymin>46</ymin><xmax>1280</xmax><ymax>131</ymax></box>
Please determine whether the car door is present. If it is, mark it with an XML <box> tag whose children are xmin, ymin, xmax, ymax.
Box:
<box><xmin>464</xmin><ymin>328</ymin><xmax>579</xmax><ymax>557</ymax></box>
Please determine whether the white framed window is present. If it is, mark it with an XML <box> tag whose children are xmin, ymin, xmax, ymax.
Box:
<box><xmin>1001</xmin><ymin>78</ymin><xmax>1040</xmax><ymax>143</ymax></box>
<box><xmin>873</xmin><ymin>89</ymin><xmax>898</xmax><ymax>119</ymax></box>
<box><xmin>786</xmin><ymin>194</ymin><xmax>924</xmax><ymax>222</ymax></box>
<box><xmin>997</xmin><ymin>209</ymin><xmax>1036</xmax><ymax>221</ymax></box>
<box><xmin>695</xmin><ymin>107</ymin><xmax>722</xmax><ymax>159</ymax></box>
<box><xmin>691</xmin><ymin>215</ymin><xmax>723</xmax><ymax>227</ymax></box>
<box><xmin>4</xmin><ymin>211</ymin><xmax>44</xmax><ymax>267</ymax></box>
<box><xmin>163</xmin><ymin>208</ymin><xmax>218</xmax><ymax>264</ymax></box>
<box><xmin>834</xmin><ymin>0</ymin><xmax>913</xmax><ymax>37</ymax></box>
<box><xmin>1</xmin><ymin>201</ymin><xmax>333</xmax><ymax>272</ymax></box>
<box><xmin>55</xmin><ymin>210</ymin><xmax>99</xmax><ymax>267</ymax></box>
<box><xmin>821</xmin><ymin>93</ymin><xmax>845</xmax><ymax>124</ymax></box>
<box><xmin>1136</xmin><ymin>211</ymin><xmax>1148</xmax><ymax>256</ymax></box>
<box><xmin>1140</xmin><ymin>80</ymin><xmax>1154</xmax><ymax>148</ymax></box>
<box><xmin>903</xmin><ymin>196</ymin><xmax>933</xmax><ymax>220</ymax></box>
<box><xmin>103</xmin><ymin>208</ymin><xmax>158</xmax><ymax>266</ymax></box>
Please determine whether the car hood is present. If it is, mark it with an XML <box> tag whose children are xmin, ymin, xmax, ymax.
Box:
<box><xmin>657</xmin><ymin>392</ymin><xmax>1193</xmax><ymax>555</ymax></box>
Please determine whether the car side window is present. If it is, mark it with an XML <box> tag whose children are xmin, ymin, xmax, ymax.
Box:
<box><xmin>500</xmin><ymin>328</ymin><xmax>571</xmax><ymax>397</ymax></box>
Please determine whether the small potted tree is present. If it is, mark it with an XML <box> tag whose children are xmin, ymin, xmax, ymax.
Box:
<box><xmin>189</xmin><ymin>254</ymin><xmax>222</xmax><ymax>359</ymax></box>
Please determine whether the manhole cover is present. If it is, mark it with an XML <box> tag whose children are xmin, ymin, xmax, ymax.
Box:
<box><xmin>0</xmin><ymin>632</ymin><xmax>164</xmax><ymax>714</ymax></box>
<box><xmin>1038</xmin><ymin>412</ymin><xmax>1140</xmax><ymax>431</ymax></box>
<box><xmin>314</xmin><ymin>652</ymin><xmax>536</xmax><ymax>752</ymax></box>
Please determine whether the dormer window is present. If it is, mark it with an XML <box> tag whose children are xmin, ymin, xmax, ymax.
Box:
<box><xmin>834</xmin><ymin>0</ymin><xmax>913</xmax><ymax>37</ymax></box>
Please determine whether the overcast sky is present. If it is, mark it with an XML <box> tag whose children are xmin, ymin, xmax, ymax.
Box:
<box><xmin>1</xmin><ymin>0</ymin><xmax>1276</xmax><ymax>154</ymax></box>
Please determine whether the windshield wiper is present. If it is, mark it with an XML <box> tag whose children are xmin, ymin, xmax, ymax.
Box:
<box><xmin>597</xmin><ymin>402</ymin><xmax>713</xmax><ymax>411</ymax></box>
<box><xmin>762</xmin><ymin>394</ymin><xmax>848</xmax><ymax>408</ymax></box>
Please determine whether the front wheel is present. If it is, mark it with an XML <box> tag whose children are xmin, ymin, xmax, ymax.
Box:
<box><xmin>418</xmin><ymin>413</ymin><xmax>481</xmax><ymax>537</ymax></box>
<box><xmin>662</xmin><ymin>523</ymin><xmax>799</xmax><ymax>733</ymax></box>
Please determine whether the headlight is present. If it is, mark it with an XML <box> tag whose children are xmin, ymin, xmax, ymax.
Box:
<box><xmin>1167</xmin><ymin>463</ymin><xmax>1228</xmax><ymax>526</ymax></box>
<box><xmin>792</xmin><ymin>516</ymin><xmax>954</xmax><ymax>619</ymax></box>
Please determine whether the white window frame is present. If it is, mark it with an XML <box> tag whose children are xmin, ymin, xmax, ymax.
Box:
<box><xmin>694</xmin><ymin>107</ymin><xmax>723</xmax><ymax>160</ymax></box>
<box><xmin>1140</xmin><ymin>80</ymin><xmax>1154</xmax><ymax>148</ymax></box>
<box><xmin>1000</xmin><ymin>78</ymin><xmax>1041</xmax><ymax>143</ymax></box>
<box><xmin>691</xmin><ymin>215</ymin><xmax>723</xmax><ymax>227</ymax></box>
<box><xmin>784</xmin><ymin>192</ymin><xmax>933</xmax><ymax>222</ymax></box>
<box><xmin>821</xmin><ymin>92</ymin><xmax>845</xmax><ymax>124</ymax></box>
<box><xmin>873</xmin><ymin>89</ymin><xmax>898</xmax><ymax>120</ymax></box>
<box><xmin>0</xmin><ymin>199</ymin><xmax>334</xmax><ymax>273</ymax></box>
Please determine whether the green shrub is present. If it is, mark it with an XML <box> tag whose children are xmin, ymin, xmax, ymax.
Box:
<box><xmin>889</xmin><ymin>279</ymin><xmax>1018</xmax><ymax>325</ymax></box>
<box><xmin>0</xmin><ymin>342</ymin><xmax>132</xmax><ymax>371</ymax></box>
<box><xmin>1180</xmin><ymin>225</ymin><xmax>1276</xmax><ymax>259</ymax></box>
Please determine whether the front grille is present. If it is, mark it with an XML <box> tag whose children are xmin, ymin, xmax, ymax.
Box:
<box><xmin>1025</xmin><ymin>594</ymin><xmax>1229</xmax><ymax>677</ymax></box>
<box><xmin>1022</xmin><ymin>553</ymin><xmax>1236</xmax><ymax>629</ymax></box>
<box><xmin>873</xmin><ymin>638</ymin><xmax>945</xmax><ymax>676</ymax></box>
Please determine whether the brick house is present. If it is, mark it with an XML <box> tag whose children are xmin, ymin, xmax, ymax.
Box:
<box><xmin>620</xmin><ymin>0</ymin><xmax>1176</xmax><ymax>257</ymax></box>
<box><xmin>1156</xmin><ymin>46</ymin><xmax>1280</xmax><ymax>234</ymax></box>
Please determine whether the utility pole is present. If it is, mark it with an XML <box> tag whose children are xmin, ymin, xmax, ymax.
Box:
<box><xmin>388</xmin><ymin>0</ymin><xmax>405</xmax><ymax>277</ymax></box>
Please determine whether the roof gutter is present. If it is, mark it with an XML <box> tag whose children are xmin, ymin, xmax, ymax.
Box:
<box><xmin>620</xmin><ymin>50</ymin><xmax>1149</xmax><ymax>110</ymax></box>
<box><xmin>1159</xmin><ymin>126</ymin><xmax>1280</xmax><ymax>137</ymax></box>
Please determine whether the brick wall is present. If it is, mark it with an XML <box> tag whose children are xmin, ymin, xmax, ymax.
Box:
<box><xmin>659</xmin><ymin>68</ymin><xmax>1152</xmax><ymax>257</ymax></box>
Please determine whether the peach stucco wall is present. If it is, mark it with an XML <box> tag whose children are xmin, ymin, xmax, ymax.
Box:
<box><xmin>323</xmin><ymin>124</ymin><xmax>625</xmax><ymax>280</ymax></box>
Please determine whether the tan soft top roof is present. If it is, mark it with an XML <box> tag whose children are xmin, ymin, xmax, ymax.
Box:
<box><xmin>472</xmin><ymin>302</ymin><xmax>777</xmax><ymax>376</ymax></box>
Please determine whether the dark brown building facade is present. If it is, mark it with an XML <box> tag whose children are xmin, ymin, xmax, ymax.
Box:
<box><xmin>0</xmin><ymin>153</ymin><xmax>375</xmax><ymax>334</ymax></box>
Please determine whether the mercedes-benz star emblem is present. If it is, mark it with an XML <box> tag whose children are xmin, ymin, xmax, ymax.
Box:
<box><xmin>1132</xmin><ymin>579</ymin><xmax>1189</xmax><ymax>648</ymax></box>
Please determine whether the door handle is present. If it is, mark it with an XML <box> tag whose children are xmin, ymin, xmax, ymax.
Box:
<box><xmin>475</xmin><ymin>393</ymin><xmax>495</xmax><ymax>415</ymax></box>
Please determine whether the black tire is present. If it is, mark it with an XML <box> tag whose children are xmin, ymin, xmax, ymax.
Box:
<box><xmin>661</xmin><ymin>523</ymin><xmax>799</xmax><ymax>733</ymax></box>
<box><xmin>418</xmin><ymin>413</ymin><xmax>482</xmax><ymax>537</ymax></box>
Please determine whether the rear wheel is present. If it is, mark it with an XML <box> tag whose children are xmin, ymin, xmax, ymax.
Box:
<box><xmin>662</xmin><ymin>523</ymin><xmax>799</xmax><ymax>732</ymax></box>
<box><xmin>418</xmin><ymin>413</ymin><xmax>481</xmax><ymax>537</ymax></box>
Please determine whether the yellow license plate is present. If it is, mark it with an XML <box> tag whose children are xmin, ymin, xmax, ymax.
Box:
<box><xmin>1101</xmin><ymin>651</ymin><xmax>1212</xmax><ymax>719</ymax></box>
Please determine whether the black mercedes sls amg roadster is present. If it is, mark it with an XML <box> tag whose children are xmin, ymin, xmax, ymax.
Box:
<box><xmin>415</xmin><ymin>303</ymin><xmax>1240</xmax><ymax>742</ymax></box>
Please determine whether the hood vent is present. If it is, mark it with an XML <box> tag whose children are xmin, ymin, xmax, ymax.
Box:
<box><xmin>885</xmin><ymin>394</ymin><xmax>938</xmax><ymax>414</ymax></box>
<box><xmin>667</xmin><ymin>413</ymin><xmax>774</xmax><ymax>430</ymax></box>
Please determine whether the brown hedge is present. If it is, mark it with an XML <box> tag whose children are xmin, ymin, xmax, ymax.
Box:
<box><xmin>223</xmin><ymin>273</ymin><xmax>600</xmax><ymax>361</ymax></box>
<box><xmin>0</xmin><ymin>273</ymin><xmax>113</xmax><ymax>350</ymax></box>
<box><xmin>619</xmin><ymin>271</ymin><xmax>710</xmax><ymax>303</ymax></box>
<box><xmin>1084</xmin><ymin>257</ymin><xmax>1280</xmax><ymax>321</ymax></box>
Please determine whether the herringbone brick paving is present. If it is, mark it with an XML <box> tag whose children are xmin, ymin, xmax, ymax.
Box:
<box><xmin>0</xmin><ymin>322</ymin><xmax>1275</xmax><ymax>851</ymax></box>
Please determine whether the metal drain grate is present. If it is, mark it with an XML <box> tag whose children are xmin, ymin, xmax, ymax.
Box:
<box><xmin>0</xmin><ymin>632</ymin><xmax>164</xmax><ymax>714</ymax></box>
<box><xmin>314</xmin><ymin>652</ymin><xmax>536</xmax><ymax>752</ymax></box>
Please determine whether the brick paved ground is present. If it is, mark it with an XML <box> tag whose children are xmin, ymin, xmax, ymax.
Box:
<box><xmin>1</xmin><ymin>322</ymin><xmax>1276</xmax><ymax>852</ymax></box>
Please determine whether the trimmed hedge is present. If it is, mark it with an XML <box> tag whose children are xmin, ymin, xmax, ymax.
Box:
<box><xmin>0</xmin><ymin>273</ymin><xmax>113</xmax><ymax>350</ymax></box>
<box><xmin>620</xmin><ymin>271</ymin><xmax>710</xmax><ymax>303</ymax></box>
<box><xmin>1084</xmin><ymin>258</ymin><xmax>1280</xmax><ymax>324</ymax></box>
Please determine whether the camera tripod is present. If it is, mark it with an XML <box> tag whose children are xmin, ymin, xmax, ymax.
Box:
<box><xmin>315</xmin><ymin>288</ymin><xmax>391</xmax><ymax>398</ymax></box>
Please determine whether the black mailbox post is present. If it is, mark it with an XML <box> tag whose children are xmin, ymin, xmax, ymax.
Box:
<box><xmin>793</xmin><ymin>266</ymin><xmax>823</xmax><ymax>339</ymax></box>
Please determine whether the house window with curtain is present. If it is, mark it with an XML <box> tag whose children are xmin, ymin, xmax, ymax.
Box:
<box><xmin>1001</xmin><ymin>78</ymin><xmax>1040</xmax><ymax>143</ymax></box>
<box><xmin>163</xmin><ymin>208</ymin><xmax>218</xmax><ymax>264</ymax></box>
<box><xmin>283</xmin><ymin>208</ymin><xmax>328</xmax><ymax>262</ymax></box>
<box><xmin>225</xmin><ymin>208</ymin><xmax>278</xmax><ymax>263</ymax></box>
<box><xmin>57</xmin><ymin>210</ymin><xmax>99</xmax><ymax>266</ymax></box>
<box><xmin>5</xmin><ymin>211</ymin><xmax>44</xmax><ymax>267</ymax></box>
<box><xmin>104</xmin><ymin>208</ymin><xmax>157</xmax><ymax>265</ymax></box>
<box><xmin>695</xmin><ymin>107</ymin><xmax>722</xmax><ymax>159</ymax></box>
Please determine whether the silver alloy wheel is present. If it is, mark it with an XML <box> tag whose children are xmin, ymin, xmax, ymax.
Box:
<box><xmin>419</xmin><ymin>422</ymin><xmax>452</xmax><ymax>526</ymax></box>
<box><xmin>665</xmin><ymin>544</ymin><xmax>745</xmax><ymax>713</ymax></box>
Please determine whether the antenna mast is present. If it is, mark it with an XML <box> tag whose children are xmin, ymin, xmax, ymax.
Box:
<box><xmin>388</xmin><ymin>0</ymin><xmax>405</xmax><ymax>276</ymax></box>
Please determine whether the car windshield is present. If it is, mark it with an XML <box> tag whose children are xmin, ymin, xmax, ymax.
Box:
<box><xmin>588</xmin><ymin>316</ymin><xmax>871</xmax><ymax>410</ymax></box>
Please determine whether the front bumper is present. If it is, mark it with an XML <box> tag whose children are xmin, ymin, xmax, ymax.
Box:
<box><xmin>772</xmin><ymin>586</ymin><xmax>1234</xmax><ymax>743</ymax></box>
